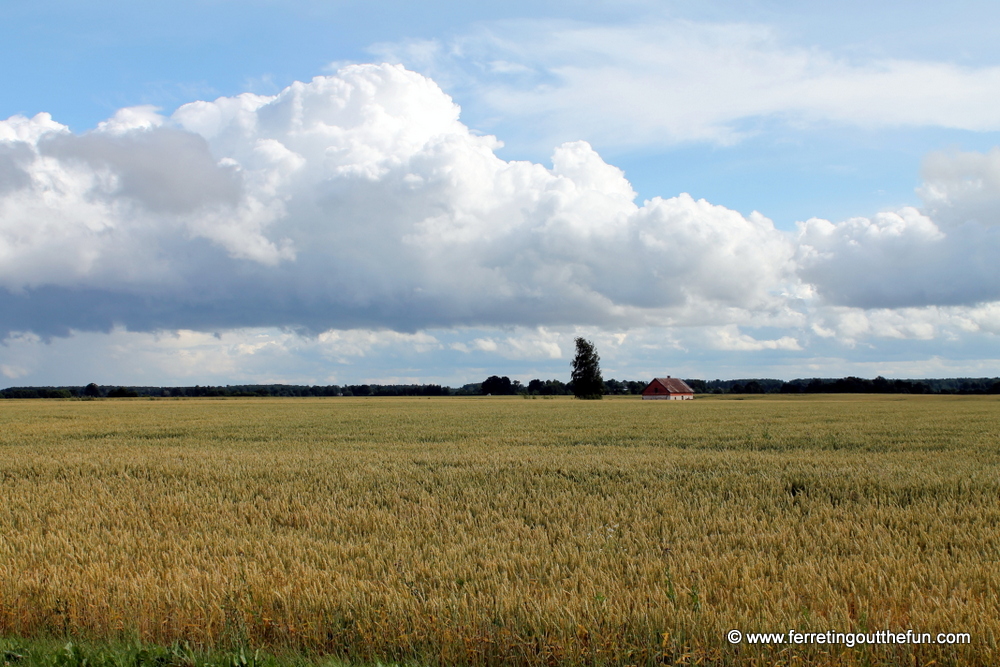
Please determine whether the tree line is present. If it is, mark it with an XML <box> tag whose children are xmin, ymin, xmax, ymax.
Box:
<box><xmin>5</xmin><ymin>375</ymin><xmax>1000</xmax><ymax>399</ymax></box>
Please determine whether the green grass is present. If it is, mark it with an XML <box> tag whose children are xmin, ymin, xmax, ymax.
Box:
<box><xmin>0</xmin><ymin>636</ymin><xmax>354</xmax><ymax>667</ymax></box>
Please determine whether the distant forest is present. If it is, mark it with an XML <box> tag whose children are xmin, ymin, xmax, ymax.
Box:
<box><xmin>3</xmin><ymin>375</ymin><xmax>1000</xmax><ymax>399</ymax></box>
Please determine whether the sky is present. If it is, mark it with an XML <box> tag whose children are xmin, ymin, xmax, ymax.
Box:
<box><xmin>3</xmin><ymin>0</ymin><xmax>1000</xmax><ymax>387</ymax></box>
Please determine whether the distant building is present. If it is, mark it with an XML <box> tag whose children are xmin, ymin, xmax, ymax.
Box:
<box><xmin>641</xmin><ymin>376</ymin><xmax>694</xmax><ymax>400</ymax></box>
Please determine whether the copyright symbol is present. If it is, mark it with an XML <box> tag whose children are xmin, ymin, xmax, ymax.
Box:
<box><xmin>727</xmin><ymin>629</ymin><xmax>742</xmax><ymax>644</ymax></box>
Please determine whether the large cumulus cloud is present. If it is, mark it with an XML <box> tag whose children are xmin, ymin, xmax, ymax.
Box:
<box><xmin>796</xmin><ymin>150</ymin><xmax>1000</xmax><ymax>309</ymax></box>
<box><xmin>0</xmin><ymin>64</ymin><xmax>797</xmax><ymax>337</ymax></box>
<box><xmin>4</xmin><ymin>62</ymin><xmax>1000</xmax><ymax>352</ymax></box>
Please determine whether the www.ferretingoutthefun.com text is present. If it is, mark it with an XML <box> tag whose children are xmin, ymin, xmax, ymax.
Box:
<box><xmin>727</xmin><ymin>629</ymin><xmax>971</xmax><ymax>647</ymax></box>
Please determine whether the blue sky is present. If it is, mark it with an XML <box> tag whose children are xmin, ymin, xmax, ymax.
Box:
<box><xmin>3</xmin><ymin>0</ymin><xmax>1000</xmax><ymax>386</ymax></box>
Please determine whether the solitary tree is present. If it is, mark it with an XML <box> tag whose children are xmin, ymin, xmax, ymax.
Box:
<box><xmin>570</xmin><ymin>337</ymin><xmax>604</xmax><ymax>400</ymax></box>
<box><xmin>482</xmin><ymin>375</ymin><xmax>514</xmax><ymax>395</ymax></box>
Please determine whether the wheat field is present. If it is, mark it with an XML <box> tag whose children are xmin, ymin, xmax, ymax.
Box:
<box><xmin>1</xmin><ymin>394</ymin><xmax>998</xmax><ymax>666</ymax></box>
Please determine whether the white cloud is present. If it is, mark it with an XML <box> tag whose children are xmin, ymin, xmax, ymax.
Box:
<box><xmin>317</xmin><ymin>329</ymin><xmax>441</xmax><ymax>363</ymax></box>
<box><xmin>1</xmin><ymin>364</ymin><xmax>27</xmax><ymax>379</ymax></box>
<box><xmin>3</xmin><ymin>316</ymin><xmax>1000</xmax><ymax>388</ymax></box>
<box><xmin>4</xmin><ymin>61</ymin><xmax>1000</xmax><ymax>384</ymax></box>
<box><xmin>812</xmin><ymin>308</ymin><xmax>937</xmax><ymax>345</ymax></box>
<box><xmin>962</xmin><ymin>302</ymin><xmax>1000</xmax><ymax>335</ymax></box>
<box><xmin>0</xmin><ymin>63</ymin><xmax>798</xmax><ymax>339</ymax></box>
<box><xmin>919</xmin><ymin>147</ymin><xmax>1000</xmax><ymax>227</ymax></box>
<box><xmin>796</xmin><ymin>149</ymin><xmax>1000</xmax><ymax>309</ymax></box>
<box><xmin>801</xmin><ymin>302</ymin><xmax>1000</xmax><ymax>347</ymax></box>
<box><xmin>375</xmin><ymin>19</ymin><xmax>1000</xmax><ymax>148</ymax></box>
<box><xmin>469</xmin><ymin>338</ymin><xmax>498</xmax><ymax>353</ymax></box>
<box><xmin>707</xmin><ymin>325</ymin><xmax>802</xmax><ymax>351</ymax></box>
<box><xmin>0</xmin><ymin>326</ymin><xmax>449</xmax><ymax>386</ymax></box>
<box><xmin>453</xmin><ymin>327</ymin><xmax>563</xmax><ymax>360</ymax></box>
<box><xmin>96</xmin><ymin>105</ymin><xmax>165</xmax><ymax>135</ymax></box>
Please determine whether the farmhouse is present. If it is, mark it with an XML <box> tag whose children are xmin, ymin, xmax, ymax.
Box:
<box><xmin>641</xmin><ymin>376</ymin><xmax>694</xmax><ymax>400</ymax></box>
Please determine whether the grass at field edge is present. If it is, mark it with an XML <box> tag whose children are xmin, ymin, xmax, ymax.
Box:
<box><xmin>0</xmin><ymin>637</ymin><xmax>361</xmax><ymax>667</ymax></box>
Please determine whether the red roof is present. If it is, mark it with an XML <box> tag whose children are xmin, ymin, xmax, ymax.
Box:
<box><xmin>642</xmin><ymin>377</ymin><xmax>694</xmax><ymax>395</ymax></box>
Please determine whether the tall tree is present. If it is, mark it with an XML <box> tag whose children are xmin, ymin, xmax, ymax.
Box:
<box><xmin>482</xmin><ymin>375</ymin><xmax>514</xmax><ymax>395</ymax></box>
<box><xmin>570</xmin><ymin>337</ymin><xmax>604</xmax><ymax>400</ymax></box>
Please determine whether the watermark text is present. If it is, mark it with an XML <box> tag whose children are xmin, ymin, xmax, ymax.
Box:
<box><xmin>727</xmin><ymin>629</ymin><xmax>970</xmax><ymax>648</ymax></box>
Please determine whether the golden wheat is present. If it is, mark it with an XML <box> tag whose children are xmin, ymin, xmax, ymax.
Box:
<box><xmin>0</xmin><ymin>395</ymin><xmax>998</xmax><ymax>665</ymax></box>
